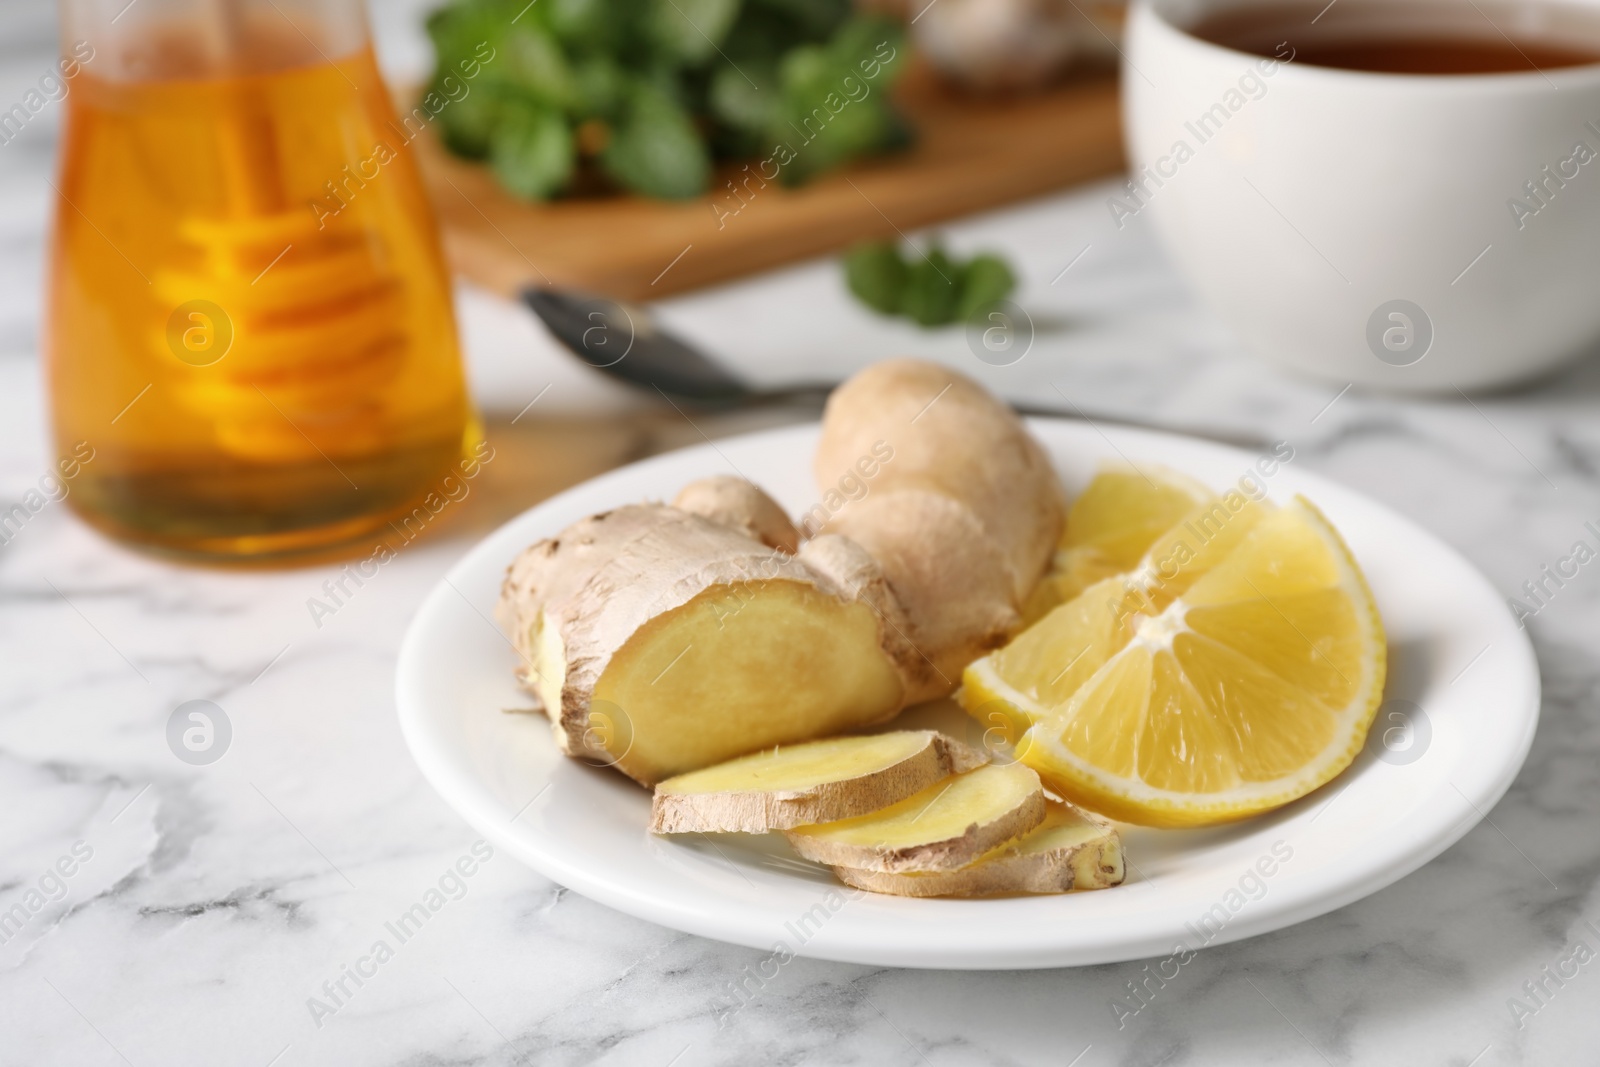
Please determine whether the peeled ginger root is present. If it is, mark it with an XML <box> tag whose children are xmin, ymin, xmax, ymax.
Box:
<box><xmin>496</xmin><ymin>359</ymin><xmax>1064</xmax><ymax>786</ymax></box>
<box><xmin>497</xmin><ymin>502</ymin><xmax>922</xmax><ymax>786</ymax></box>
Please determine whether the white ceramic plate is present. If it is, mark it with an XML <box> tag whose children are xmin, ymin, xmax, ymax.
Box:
<box><xmin>396</xmin><ymin>421</ymin><xmax>1539</xmax><ymax>969</ymax></box>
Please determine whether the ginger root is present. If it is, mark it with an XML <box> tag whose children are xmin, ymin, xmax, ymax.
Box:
<box><xmin>811</xmin><ymin>359</ymin><xmax>1064</xmax><ymax>700</ymax></box>
<box><xmin>497</xmin><ymin>359</ymin><xmax>1064</xmax><ymax>785</ymax></box>
<box><xmin>672</xmin><ymin>475</ymin><xmax>801</xmax><ymax>553</ymax></box>
<box><xmin>497</xmin><ymin>504</ymin><xmax>921</xmax><ymax>785</ymax></box>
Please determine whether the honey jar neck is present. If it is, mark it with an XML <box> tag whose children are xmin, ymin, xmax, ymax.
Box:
<box><xmin>59</xmin><ymin>0</ymin><xmax>371</xmax><ymax>82</ymax></box>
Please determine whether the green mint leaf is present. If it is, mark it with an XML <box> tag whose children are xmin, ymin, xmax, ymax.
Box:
<box><xmin>489</xmin><ymin>101</ymin><xmax>576</xmax><ymax>198</ymax></box>
<box><xmin>900</xmin><ymin>246</ymin><xmax>962</xmax><ymax>327</ymax></box>
<box><xmin>844</xmin><ymin>241</ymin><xmax>908</xmax><ymax>316</ymax></box>
<box><xmin>600</xmin><ymin>83</ymin><xmax>711</xmax><ymax>198</ymax></box>
<box><xmin>956</xmin><ymin>254</ymin><xmax>1018</xmax><ymax>321</ymax></box>
<box><xmin>648</xmin><ymin>0</ymin><xmax>742</xmax><ymax>65</ymax></box>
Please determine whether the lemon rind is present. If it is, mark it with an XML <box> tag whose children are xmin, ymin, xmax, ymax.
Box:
<box><xmin>966</xmin><ymin>496</ymin><xmax>1387</xmax><ymax>828</ymax></box>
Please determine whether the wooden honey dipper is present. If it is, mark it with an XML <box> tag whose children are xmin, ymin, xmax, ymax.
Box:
<box><xmin>156</xmin><ymin>1</ymin><xmax>410</xmax><ymax>464</ymax></box>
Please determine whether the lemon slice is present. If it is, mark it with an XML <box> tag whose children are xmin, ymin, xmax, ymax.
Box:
<box><xmin>1023</xmin><ymin>465</ymin><xmax>1213</xmax><ymax>624</ymax></box>
<box><xmin>971</xmin><ymin>495</ymin><xmax>1274</xmax><ymax>745</ymax></box>
<box><xmin>967</xmin><ymin>497</ymin><xmax>1385</xmax><ymax>827</ymax></box>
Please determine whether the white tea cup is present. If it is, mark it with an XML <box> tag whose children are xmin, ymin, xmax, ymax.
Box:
<box><xmin>1123</xmin><ymin>0</ymin><xmax>1600</xmax><ymax>392</ymax></box>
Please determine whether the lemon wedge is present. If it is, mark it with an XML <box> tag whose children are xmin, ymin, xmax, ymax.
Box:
<box><xmin>965</xmin><ymin>496</ymin><xmax>1385</xmax><ymax>827</ymax></box>
<box><xmin>1023</xmin><ymin>465</ymin><xmax>1213</xmax><ymax>624</ymax></box>
<box><xmin>971</xmin><ymin>495</ymin><xmax>1273</xmax><ymax>745</ymax></box>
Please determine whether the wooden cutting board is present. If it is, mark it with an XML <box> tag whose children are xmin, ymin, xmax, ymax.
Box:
<box><xmin>415</xmin><ymin>61</ymin><xmax>1124</xmax><ymax>301</ymax></box>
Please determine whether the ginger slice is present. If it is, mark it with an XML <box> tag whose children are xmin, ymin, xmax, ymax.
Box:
<box><xmin>831</xmin><ymin>801</ymin><xmax>1124</xmax><ymax>897</ymax></box>
<box><xmin>649</xmin><ymin>730</ymin><xmax>989</xmax><ymax>834</ymax></box>
<box><xmin>784</xmin><ymin>762</ymin><xmax>1046</xmax><ymax>873</ymax></box>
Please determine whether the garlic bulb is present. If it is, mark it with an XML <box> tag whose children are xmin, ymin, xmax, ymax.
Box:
<box><xmin>912</xmin><ymin>0</ymin><xmax>1122</xmax><ymax>93</ymax></box>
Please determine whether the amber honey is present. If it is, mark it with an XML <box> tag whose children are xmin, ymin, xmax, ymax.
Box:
<box><xmin>48</xmin><ymin>27</ymin><xmax>474</xmax><ymax>561</ymax></box>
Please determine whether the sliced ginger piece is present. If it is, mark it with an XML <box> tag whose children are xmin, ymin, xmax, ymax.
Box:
<box><xmin>649</xmin><ymin>731</ymin><xmax>988</xmax><ymax>834</ymax></box>
<box><xmin>784</xmin><ymin>762</ymin><xmax>1046</xmax><ymax>873</ymax></box>
<box><xmin>831</xmin><ymin>801</ymin><xmax>1124</xmax><ymax>897</ymax></box>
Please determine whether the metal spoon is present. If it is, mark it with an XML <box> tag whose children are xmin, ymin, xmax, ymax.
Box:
<box><xmin>521</xmin><ymin>287</ymin><xmax>1273</xmax><ymax>451</ymax></box>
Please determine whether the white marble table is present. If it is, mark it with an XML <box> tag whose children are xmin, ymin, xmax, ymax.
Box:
<box><xmin>4</xmin><ymin>4</ymin><xmax>1600</xmax><ymax>1065</ymax></box>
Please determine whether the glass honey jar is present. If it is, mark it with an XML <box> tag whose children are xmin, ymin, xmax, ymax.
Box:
<box><xmin>48</xmin><ymin>0</ymin><xmax>476</xmax><ymax>561</ymax></box>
